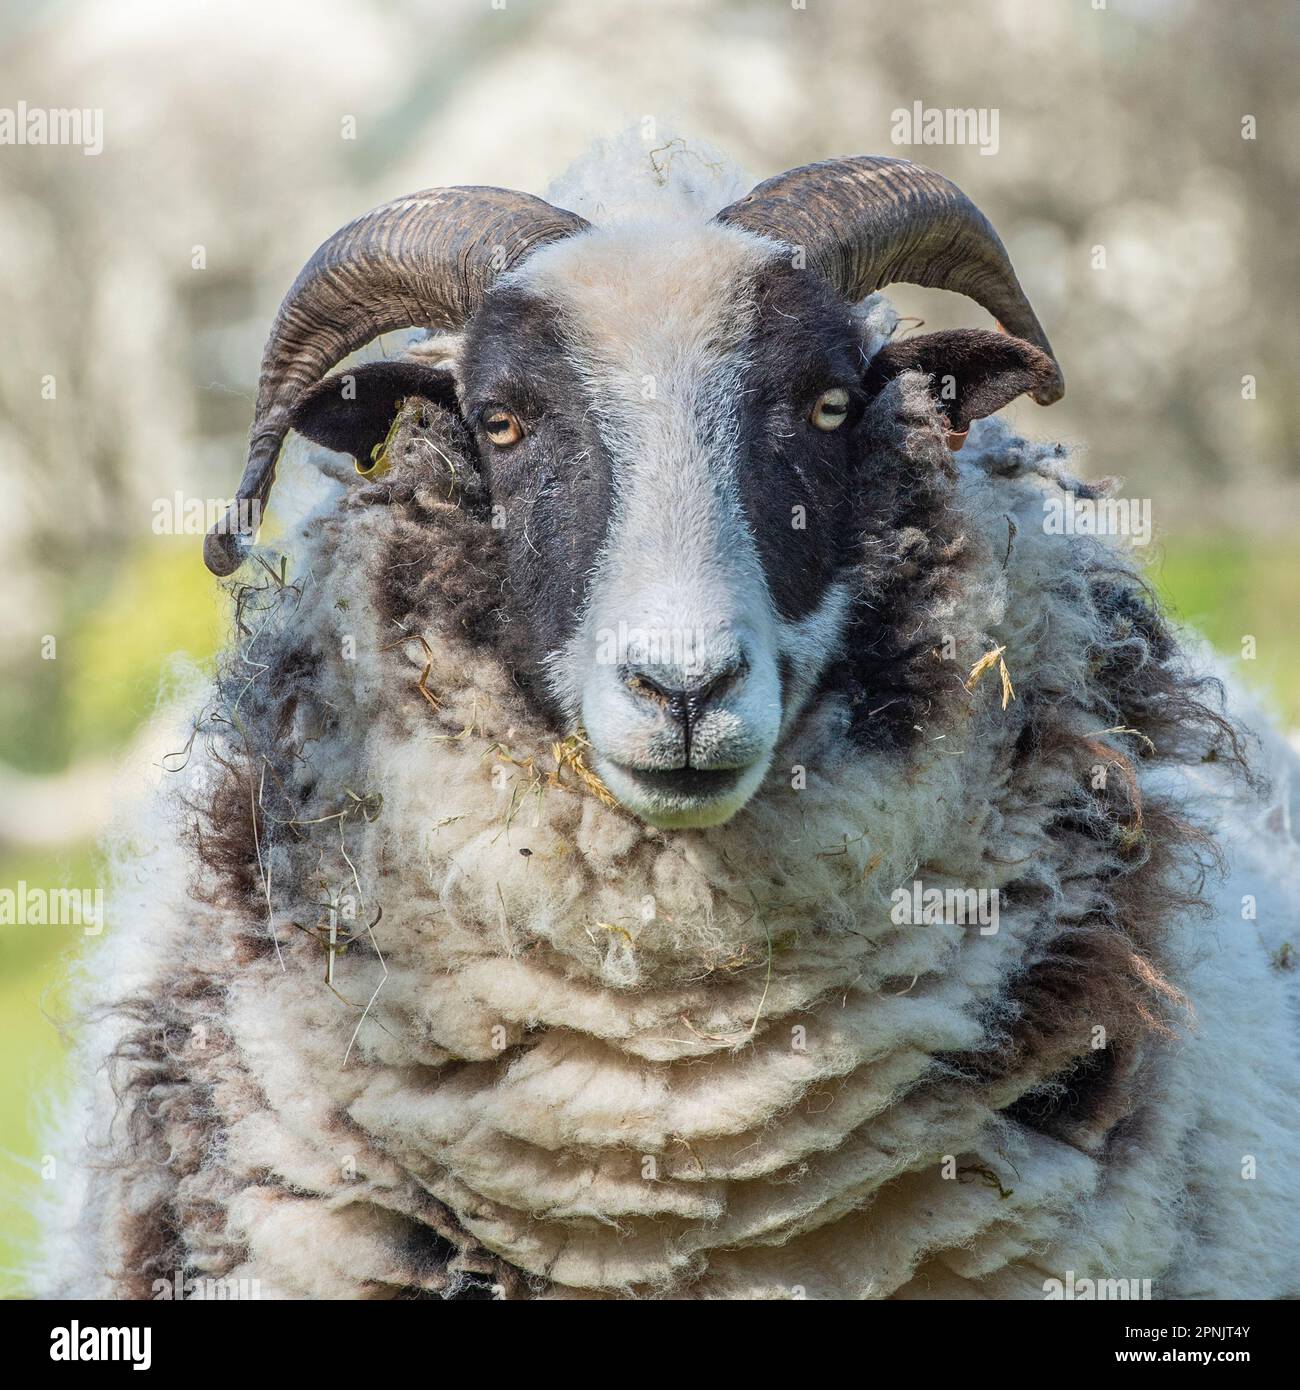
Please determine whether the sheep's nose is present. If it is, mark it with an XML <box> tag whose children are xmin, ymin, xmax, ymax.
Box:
<box><xmin>622</xmin><ymin>655</ymin><xmax>748</xmax><ymax>732</ymax></box>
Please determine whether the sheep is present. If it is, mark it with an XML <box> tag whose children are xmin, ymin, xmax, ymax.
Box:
<box><xmin>38</xmin><ymin>136</ymin><xmax>1300</xmax><ymax>1300</ymax></box>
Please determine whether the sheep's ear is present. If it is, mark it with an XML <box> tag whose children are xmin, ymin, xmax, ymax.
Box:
<box><xmin>289</xmin><ymin>360</ymin><xmax>460</xmax><ymax>465</ymax></box>
<box><xmin>862</xmin><ymin>329</ymin><xmax>1058</xmax><ymax>438</ymax></box>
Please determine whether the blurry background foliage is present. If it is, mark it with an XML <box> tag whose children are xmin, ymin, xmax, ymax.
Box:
<box><xmin>0</xmin><ymin>0</ymin><xmax>1296</xmax><ymax>1290</ymax></box>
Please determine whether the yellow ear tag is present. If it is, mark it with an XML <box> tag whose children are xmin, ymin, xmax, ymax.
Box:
<box><xmin>355</xmin><ymin>402</ymin><xmax>406</xmax><ymax>479</ymax></box>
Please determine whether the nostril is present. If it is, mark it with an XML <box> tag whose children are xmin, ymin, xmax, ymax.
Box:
<box><xmin>693</xmin><ymin>656</ymin><xmax>748</xmax><ymax>711</ymax></box>
<box><xmin>621</xmin><ymin>656</ymin><xmax>749</xmax><ymax>725</ymax></box>
<box><xmin>623</xmin><ymin>669</ymin><xmax>677</xmax><ymax>708</ymax></box>
<box><xmin>623</xmin><ymin>669</ymin><xmax>690</xmax><ymax>729</ymax></box>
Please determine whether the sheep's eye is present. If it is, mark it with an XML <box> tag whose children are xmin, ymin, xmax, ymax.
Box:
<box><xmin>483</xmin><ymin>410</ymin><xmax>524</xmax><ymax>447</ymax></box>
<box><xmin>810</xmin><ymin>387</ymin><xmax>851</xmax><ymax>431</ymax></box>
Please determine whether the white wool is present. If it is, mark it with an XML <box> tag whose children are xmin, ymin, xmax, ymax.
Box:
<box><xmin>39</xmin><ymin>415</ymin><xmax>1300</xmax><ymax>1298</ymax></box>
<box><xmin>542</xmin><ymin>127</ymin><xmax>751</xmax><ymax>225</ymax></box>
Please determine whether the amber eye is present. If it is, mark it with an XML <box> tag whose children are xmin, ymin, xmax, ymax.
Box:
<box><xmin>483</xmin><ymin>410</ymin><xmax>524</xmax><ymax>447</ymax></box>
<box><xmin>810</xmin><ymin>387</ymin><xmax>851</xmax><ymax>431</ymax></box>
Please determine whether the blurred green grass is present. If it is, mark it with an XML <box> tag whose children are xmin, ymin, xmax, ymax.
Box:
<box><xmin>0</xmin><ymin>539</ymin><xmax>223</xmax><ymax>777</ymax></box>
<box><xmin>0</xmin><ymin>539</ymin><xmax>220</xmax><ymax>1295</ymax></box>
<box><xmin>1151</xmin><ymin>537</ymin><xmax>1300</xmax><ymax>729</ymax></box>
<box><xmin>0</xmin><ymin>532</ymin><xmax>1295</xmax><ymax>1292</ymax></box>
<box><xmin>0</xmin><ymin>846</ymin><xmax>95</xmax><ymax>1296</ymax></box>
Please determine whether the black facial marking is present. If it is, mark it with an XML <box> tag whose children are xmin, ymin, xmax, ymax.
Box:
<box><xmin>457</xmin><ymin>287</ymin><xmax>616</xmax><ymax>691</ymax></box>
<box><xmin>733</xmin><ymin>265</ymin><xmax>874</xmax><ymax>623</ymax></box>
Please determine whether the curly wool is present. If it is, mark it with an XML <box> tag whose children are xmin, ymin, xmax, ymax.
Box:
<box><xmin>37</xmin><ymin>360</ymin><xmax>1300</xmax><ymax>1301</ymax></box>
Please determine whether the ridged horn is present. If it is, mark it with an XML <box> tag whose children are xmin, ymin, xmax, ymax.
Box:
<box><xmin>714</xmin><ymin>155</ymin><xmax>1063</xmax><ymax>405</ymax></box>
<box><xmin>204</xmin><ymin>186</ymin><xmax>590</xmax><ymax>576</ymax></box>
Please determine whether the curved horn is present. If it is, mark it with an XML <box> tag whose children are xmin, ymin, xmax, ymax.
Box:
<box><xmin>204</xmin><ymin>187</ymin><xmax>589</xmax><ymax>576</ymax></box>
<box><xmin>714</xmin><ymin>156</ymin><xmax>1063</xmax><ymax>406</ymax></box>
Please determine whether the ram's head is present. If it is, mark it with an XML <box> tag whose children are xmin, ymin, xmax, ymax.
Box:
<box><xmin>205</xmin><ymin>158</ymin><xmax>1062</xmax><ymax>829</ymax></box>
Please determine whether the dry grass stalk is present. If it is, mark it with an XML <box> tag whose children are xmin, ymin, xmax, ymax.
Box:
<box><xmin>966</xmin><ymin>643</ymin><xmax>1016</xmax><ymax>709</ymax></box>
<box><xmin>552</xmin><ymin>732</ymin><xmax>618</xmax><ymax>807</ymax></box>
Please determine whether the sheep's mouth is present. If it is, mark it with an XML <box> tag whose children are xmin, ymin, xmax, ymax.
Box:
<box><xmin>597</xmin><ymin>758</ymin><xmax>769</xmax><ymax>829</ymax></box>
<box><xmin>615</xmin><ymin>764</ymin><xmax>747</xmax><ymax>799</ymax></box>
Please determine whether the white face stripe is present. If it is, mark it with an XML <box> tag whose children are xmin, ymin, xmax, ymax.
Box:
<box><xmin>518</xmin><ymin>224</ymin><xmax>780</xmax><ymax>705</ymax></box>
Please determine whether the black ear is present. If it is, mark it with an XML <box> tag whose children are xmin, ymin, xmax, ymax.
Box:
<box><xmin>288</xmin><ymin>359</ymin><xmax>460</xmax><ymax>467</ymax></box>
<box><xmin>862</xmin><ymin>329</ymin><xmax>1059</xmax><ymax>439</ymax></box>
